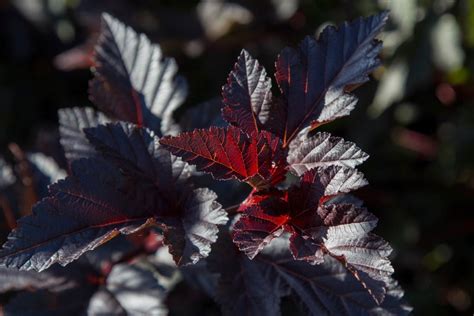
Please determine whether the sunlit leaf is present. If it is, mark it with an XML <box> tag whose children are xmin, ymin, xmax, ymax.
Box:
<box><xmin>89</xmin><ymin>13</ymin><xmax>187</xmax><ymax>134</ymax></box>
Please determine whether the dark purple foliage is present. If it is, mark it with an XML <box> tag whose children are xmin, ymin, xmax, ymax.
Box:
<box><xmin>0</xmin><ymin>11</ymin><xmax>411</xmax><ymax>315</ymax></box>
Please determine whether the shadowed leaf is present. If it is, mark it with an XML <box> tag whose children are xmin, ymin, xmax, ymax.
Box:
<box><xmin>212</xmin><ymin>236</ymin><xmax>410</xmax><ymax>316</ymax></box>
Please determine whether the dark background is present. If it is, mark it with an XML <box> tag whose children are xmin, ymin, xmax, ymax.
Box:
<box><xmin>0</xmin><ymin>0</ymin><xmax>473</xmax><ymax>315</ymax></box>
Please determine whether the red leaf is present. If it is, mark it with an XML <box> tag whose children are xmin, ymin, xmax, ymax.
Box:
<box><xmin>160</xmin><ymin>126</ymin><xmax>286</xmax><ymax>189</ymax></box>
<box><xmin>232</xmin><ymin>197</ymin><xmax>289</xmax><ymax>258</ymax></box>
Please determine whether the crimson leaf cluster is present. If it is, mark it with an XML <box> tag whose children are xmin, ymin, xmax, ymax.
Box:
<box><xmin>0</xmin><ymin>12</ymin><xmax>411</xmax><ymax>315</ymax></box>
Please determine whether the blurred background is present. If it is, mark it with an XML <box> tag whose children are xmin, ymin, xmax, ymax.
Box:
<box><xmin>0</xmin><ymin>0</ymin><xmax>473</xmax><ymax>315</ymax></box>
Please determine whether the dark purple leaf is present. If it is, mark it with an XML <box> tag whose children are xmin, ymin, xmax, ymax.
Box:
<box><xmin>209</xmin><ymin>232</ymin><xmax>287</xmax><ymax>316</ymax></box>
<box><xmin>0</xmin><ymin>124</ymin><xmax>227</xmax><ymax>270</ymax></box>
<box><xmin>84</xmin><ymin>122</ymin><xmax>191</xmax><ymax>212</ymax></box>
<box><xmin>58</xmin><ymin>107</ymin><xmax>109</xmax><ymax>162</ymax></box>
<box><xmin>222</xmin><ymin>49</ymin><xmax>272</xmax><ymax>135</ymax></box>
<box><xmin>0</xmin><ymin>158</ymin><xmax>154</xmax><ymax>272</ymax></box>
<box><xmin>273</xmin><ymin>12</ymin><xmax>388</xmax><ymax>146</ymax></box>
<box><xmin>161</xmin><ymin>187</ymin><xmax>228</xmax><ymax>265</ymax></box>
<box><xmin>212</xmin><ymin>236</ymin><xmax>409</xmax><ymax>316</ymax></box>
<box><xmin>288</xmin><ymin>132</ymin><xmax>369</xmax><ymax>176</ymax></box>
<box><xmin>289</xmin><ymin>166</ymin><xmax>367</xmax><ymax>210</ymax></box>
<box><xmin>89</xmin><ymin>13</ymin><xmax>187</xmax><ymax>134</ymax></box>
<box><xmin>85</xmin><ymin>123</ymin><xmax>228</xmax><ymax>265</ymax></box>
<box><xmin>289</xmin><ymin>204</ymin><xmax>393</xmax><ymax>304</ymax></box>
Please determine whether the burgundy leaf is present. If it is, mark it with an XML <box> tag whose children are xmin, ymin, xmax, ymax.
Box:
<box><xmin>160</xmin><ymin>126</ymin><xmax>286</xmax><ymax>189</ymax></box>
<box><xmin>273</xmin><ymin>12</ymin><xmax>388</xmax><ymax>146</ymax></box>
<box><xmin>0</xmin><ymin>159</ymin><xmax>155</xmax><ymax>272</ymax></box>
<box><xmin>232</xmin><ymin>197</ymin><xmax>288</xmax><ymax>259</ymax></box>
<box><xmin>211</xmin><ymin>236</ymin><xmax>410</xmax><ymax>316</ymax></box>
<box><xmin>58</xmin><ymin>107</ymin><xmax>109</xmax><ymax>162</ymax></box>
<box><xmin>0</xmin><ymin>124</ymin><xmax>227</xmax><ymax>271</ymax></box>
<box><xmin>232</xmin><ymin>166</ymin><xmax>367</xmax><ymax>260</ymax></box>
<box><xmin>85</xmin><ymin>123</ymin><xmax>228</xmax><ymax>265</ymax></box>
<box><xmin>288</xmin><ymin>132</ymin><xmax>369</xmax><ymax>176</ymax></box>
<box><xmin>288</xmin><ymin>203</ymin><xmax>392</xmax><ymax>304</ymax></box>
<box><xmin>222</xmin><ymin>49</ymin><xmax>272</xmax><ymax>135</ymax></box>
<box><xmin>89</xmin><ymin>13</ymin><xmax>187</xmax><ymax>134</ymax></box>
<box><xmin>289</xmin><ymin>166</ymin><xmax>367</xmax><ymax>214</ymax></box>
<box><xmin>84</xmin><ymin>122</ymin><xmax>191</xmax><ymax>211</ymax></box>
<box><xmin>208</xmin><ymin>232</ymin><xmax>287</xmax><ymax>316</ymax></box>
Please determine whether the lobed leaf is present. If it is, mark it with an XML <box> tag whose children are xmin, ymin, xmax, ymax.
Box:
<box><xmin>231</xmin><ymin>165</ymin><xmax>388</xmax><ymax>303</ymax></box>
<box><xmin>289</xmin><ymin>204</ymin><xmax>392</xmax><ymax>304</ymax></box>
<box><xmin>161</xmin><ymin>188</ymin><xmax>228</xmax><ymax>266</ymax></box>
<box><xmin>160</xmin><ymin>126</ymin><xmax>286</xmax><ymax>189</ymax></box>
<box><xmin>232</xmin><ymin>197</ymin><xmax>288</xmax><ymax>259</ymax></box>
<box><xmin>89</xmin><ymin>13</ymin><xmax>187</xmax><ymax>135</ymax></box>
<box><xmin>222</xmin><ymin>49</ymin><xmax>273</xmax><ymax>136</ymax></box>
<box><xmin>287</xmin><ymin>132</ymin><xmax>369</xmax><ymax>176</ymax></box>
<box><xmin>273</xmin><ymin>11</ymin><xmax>388</xmax><ymax>146</ymax></box>
<box><xmin>233</xmin><ymin>166</ymin><xmax>368</xmax><ymax>260</ymax></box>
<box><xmin>289</xmin><ymin>166</ymin><xmax>368</xmax><ymax>213</ymax></box>
<box><xmin>0</xmin><ymin>124</ymin><xmax>227</xmax><ymax>271</ymax></box>
<box><xmin>211</xmin><ymin>236</ymin><xmax>410</xmax><ymax>316</ymax></box>
<box><xmin>0</xmin><ymin>159</ymin><xmax>154</xmax><ymax>272</ymax></box>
